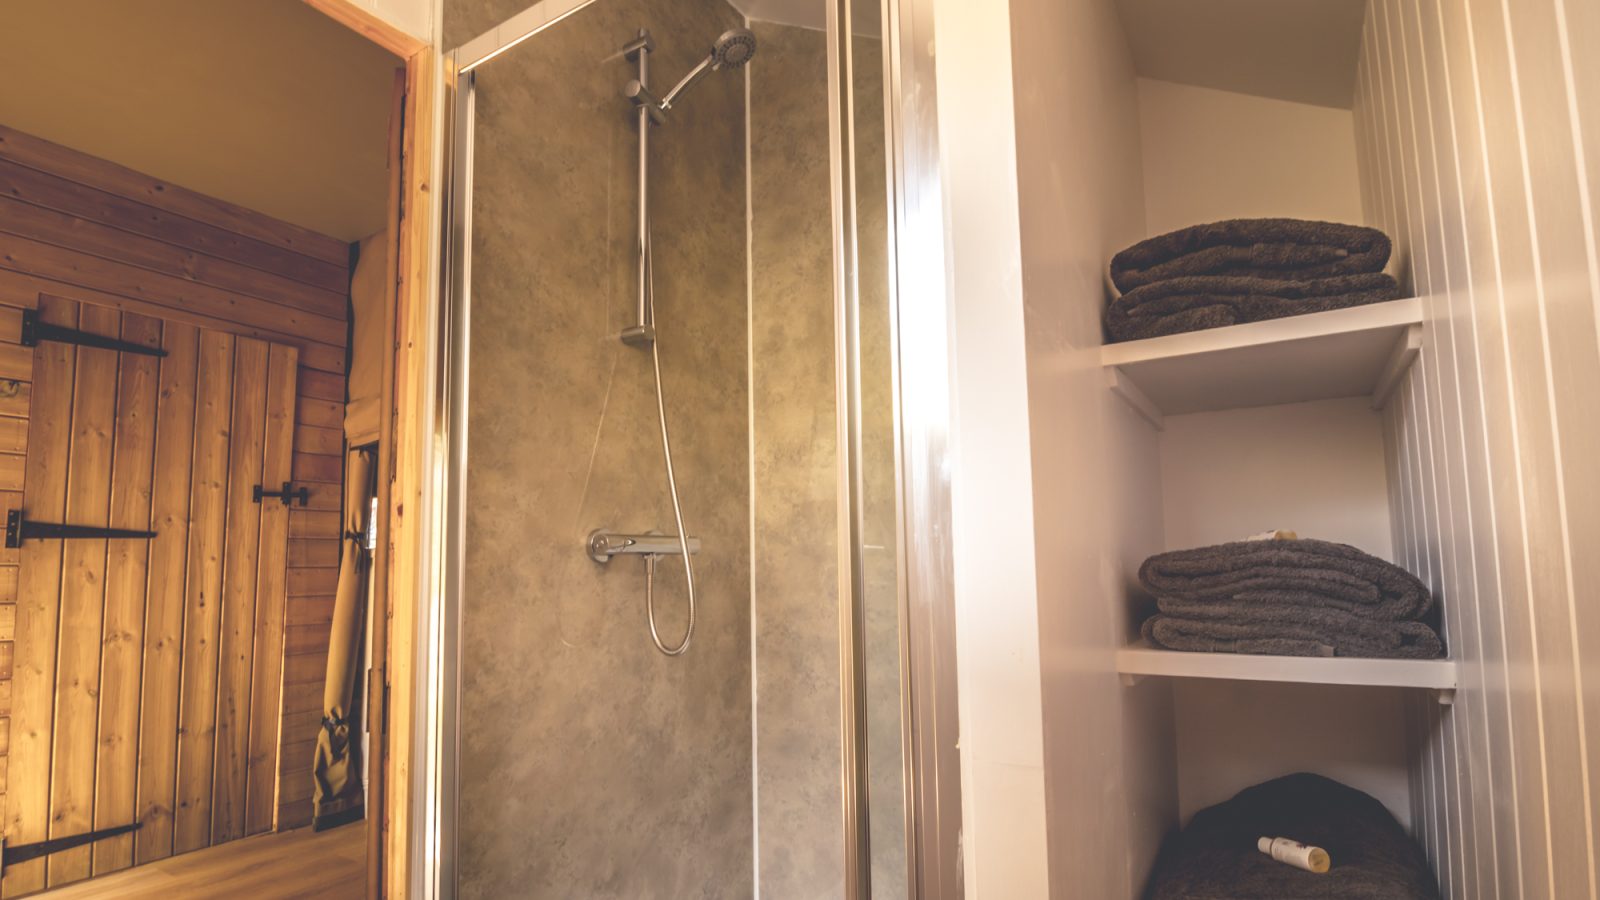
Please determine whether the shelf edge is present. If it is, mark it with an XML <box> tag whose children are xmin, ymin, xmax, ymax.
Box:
<box><xmin>1100</xmin><ymin>297</ymin><xmax>1425</xmax><ymax>368</ymax></box>
<box><xmin>1114</xmin><ymin>642</ymin><xmax>1458</xmax><ymax>692</ymax></box>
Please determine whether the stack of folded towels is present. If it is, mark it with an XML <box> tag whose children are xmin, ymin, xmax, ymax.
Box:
<box><xmin>1106</xmin><ymin>218</ymin><xmax>1402</xmax><ymax>342</ymax></box>
<box><xmin>1139</xmin><ymin>534</ymin><xmax>1444</xmax><ymax>659</ymax></box>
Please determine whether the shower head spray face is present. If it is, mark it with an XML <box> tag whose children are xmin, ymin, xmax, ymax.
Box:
<box><xmin>642</xmin><ymin>27</ymin><xmax>761</xmax><ymax>113</ymax></box>
<box><xmin>712</xmin><ymin>28</ymin><xmax>757</xmax><ymax>68</ymax></box>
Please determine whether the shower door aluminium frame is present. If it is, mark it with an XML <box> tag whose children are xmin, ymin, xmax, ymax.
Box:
<box><xmin>415</xmin><ymin>0</ymin><xmax>963</xmax><ymax>896</ymax></box>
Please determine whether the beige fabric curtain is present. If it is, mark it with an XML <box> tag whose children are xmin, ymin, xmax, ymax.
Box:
<box><xmin>312</xmin><ymin>446</ymin><xmax>375</xmax><ymax>829</ymax></box>
<box><xmin>344</xmin><ymin>232</ymin><xmax>386</xmax><ymax>446</ymax></box>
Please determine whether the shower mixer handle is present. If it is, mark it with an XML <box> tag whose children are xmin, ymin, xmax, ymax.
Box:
<box><xmin>587</xmin><ymin>530</ymin><xmax>701</xmax><ymax>564</ymax></box>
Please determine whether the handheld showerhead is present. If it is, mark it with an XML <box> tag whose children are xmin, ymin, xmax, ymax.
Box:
<box><xmin>654</xmin><ymin>28</ymin><xmax>759</xmax><ymax>111</ymax></box>
<box><xmin>711</xmin><ymin>28</ymin><xmax>757</xmax><ymax>69</ymax></box>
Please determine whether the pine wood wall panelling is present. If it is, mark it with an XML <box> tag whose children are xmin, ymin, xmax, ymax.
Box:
<box><xmin>0</xmin><ymin>159</ymin><xmax>347</xmax><ymax>295</ymax></box>
<box><xmin>0</xmin><ymin>271</ymin><xmax>347</xmax><ymax>378</ymax></box>
<box><xmin>210</xmin><ymin>339</ymin><xmax>270</xmax><ymax>846</ymax></box>
<box><xmin>0</xmin><ymin>233</ymin><xmax>347</xmax><ymax>347</ymax></box>
<box><xmin>46</xmin><ymin>304</ymin><xmax>120</xmax><ymax>888</ymax></box>
<box><xmin>245</xmin><ymin>346</ymin><xmax>299</xmax><ymax>837</ymax></box>
<box><xmin>90</xmin><ymin>314</ymin><xmax>162</xmax><ymax>878</ymax></box>
<box><xmin>134</xmin><ymin>323</ymin><xmax>199</xmax><ymax>867</ymax></box>
<box><xmin>4</xmin><ymin>298</ymin><xmax>76</xmax><ymax>897</ymax></box>
<box><xmin>0</xmin><ymin>126</ymin><xmax>348</xmax><ymax>267</ymax></box>
<box><xmin>0</xmin><ymin>125</ymin><xmax>353</xmax><ymax>850</ymax></box>
<box><xmin>172</xmin><ymin>332</ymin><xmax>236</xmax><ymax>856</ymax></box>
<box><xmin>0</xmin><ymin>196</ymin><xmax>346</xmax><ymax>320</ymax></box>
<box><xmin>1361</xmin><ymin>0</ymin><xmax>1600</xmax><ymax>895</ymax></box>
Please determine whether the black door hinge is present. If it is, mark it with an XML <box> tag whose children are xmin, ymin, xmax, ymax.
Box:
<box><xmin>1</xmin><ymin>822</ymin><xmax>141</xmax><ymax>870</ymax></box>
<box><xmin>5</xmin><ymin>510</ymin><xmax>157</xmax><ymax>548</ymax></box>
<box><xmin>253</xmin><ymin>481</ymin><xmax>309</xmax><ymax>507</ymax></box>
<box><xmin>21</xmin><ymin>310</ymin><xmax>167</xmax><ymax>357</ymax></box>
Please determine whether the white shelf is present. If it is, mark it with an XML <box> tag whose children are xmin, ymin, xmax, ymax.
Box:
<box><xmin>1116</xmin><ymin>639</ymin><xmax>1458</xmax><ymax>703</ymax></box>
<box><xmin>1102</xmin><ymin>298</ymin><xmax>1424</xmax><ymax>422</ymax></box>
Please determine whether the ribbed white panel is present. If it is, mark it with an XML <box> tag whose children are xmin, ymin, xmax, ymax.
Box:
<box><xmin>1358</xmin><ymin>0</ymin><xmax>1600</xmax><ymax>896</ymax></box>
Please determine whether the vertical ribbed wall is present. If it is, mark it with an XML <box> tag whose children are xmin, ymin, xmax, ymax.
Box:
<box><xmin>1353</xmin><ymin>0</ymin><xmax>1600</xmax><ymax>897</ymax></box>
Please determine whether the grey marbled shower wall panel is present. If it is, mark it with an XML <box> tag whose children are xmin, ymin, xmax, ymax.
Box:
<box><xmin>453</xmin><ymin>0</ymin><xmax>752</xmax><ymax>896</ymax></box>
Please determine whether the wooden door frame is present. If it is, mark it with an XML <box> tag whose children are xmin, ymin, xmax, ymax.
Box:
<box><xmin>296</xmin><ymin>4</ymin><xmax>436</xmax><ymax>898</ymax></box>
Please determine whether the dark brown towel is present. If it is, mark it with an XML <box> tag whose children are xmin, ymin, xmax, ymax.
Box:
<box><xmin>1140</xmin><ymin>538</ymin><xmax>1434</xmax><ymax>622</ymax></box>
<box><xmin>1105</xmin><ymin>272</ymin><xmax>1402</xmax><ymax>342</ymax></box>
<box><xmin>1145</xmin><ymin>774</ymin><xmax>1439</xmax><ymax>900</ymax></box>
<box><xmin>1110</xmin><ymin>218</ymin><xmax>1392</xmax><ymax>293</ymax></box>
<box><xmin>1141</xmin><ymin>612</ymin><xmax>1444</xmax><ymax>659</ymax></box>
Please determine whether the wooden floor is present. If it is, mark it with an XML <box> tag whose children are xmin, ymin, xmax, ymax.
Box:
<box><xmin>36</xmin><ymin>824</ymin><xmax>365</xmax><ymax>899</ymax></box>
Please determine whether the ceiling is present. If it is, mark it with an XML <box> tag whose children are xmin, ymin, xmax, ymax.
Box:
<box><xmin>1</xmin><ymin>0</ymin><xmax>400</xmax><ymax>241</ymax></box>
<box><xmin>1115</xmin><ymin>0</ymin><xmax>1368</xmax><ymax>109</ymax></box>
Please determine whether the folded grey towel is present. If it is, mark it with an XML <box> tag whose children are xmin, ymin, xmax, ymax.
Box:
<box><xmin>1139</xmin><ymin>538</ymin><xmax>1434</xmax><ymax>622</ymax></box>
<box><xmin>1141</xmin><ymin>611</ymin><xmax>1444</xmax><ymax>659</ymax></box>
<box><xmin>1110</xmin><ymin>218</ymin><xmax>1392</xmax><ymax>293</ymax></box>
<box><xmin>1145</xmin><ymin>773</ymin><xmax>1439</xmax><ymax>900</ymax></box>
<box><xmin>1105</xmin><ymin>272</ymin><xmax>1402</xmax><ymax>342</ymax></box>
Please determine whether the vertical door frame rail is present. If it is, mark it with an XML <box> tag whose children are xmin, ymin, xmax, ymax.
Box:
<box><xmin>424</xmin><ymin>0</ymin><xmax>964</xmax><ymax>896</ymax></box>
<box><xmin>876</xmin><ymin>0</ymin><xmax>965</xmax><ymax>894</ymax></box>
<box><xmin>298</xmin><ymin>3</ymin><xmax>439</xmax><ymax>897</ymax></box>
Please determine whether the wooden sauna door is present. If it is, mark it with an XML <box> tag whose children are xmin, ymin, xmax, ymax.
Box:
<box><xmin>2</xmin><ymin>296</ymin><xmax>300</xmax><ymax>895</ymax></box>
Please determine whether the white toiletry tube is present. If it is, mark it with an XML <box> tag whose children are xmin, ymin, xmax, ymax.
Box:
<box><xmin>1257</xmin><ymin>836</ymin><xmax>1330</xmax><ymax>873</ymax></box>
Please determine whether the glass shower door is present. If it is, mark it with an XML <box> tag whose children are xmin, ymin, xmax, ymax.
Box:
<box><xmin>429</xmin><ymin>0</ymin><xmax>918</xmax><ymax>895</ymax></box>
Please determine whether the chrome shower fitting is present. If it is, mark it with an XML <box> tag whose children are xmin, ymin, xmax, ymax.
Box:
<box><xmin>604</xmin><ymin>25</ymin><xmax>757</xmax><ymax>656</ymax></box>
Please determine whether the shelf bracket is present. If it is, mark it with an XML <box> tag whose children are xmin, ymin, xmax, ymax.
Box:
<box><xmin>1371</xmin><ymin>323</ymin><xmax>1422</xmax><ymax>410</ymax></box>
<box><xmin>1433</xmin><ymin>687</ymin><xmax>1455</xmax><ymax>706</ymax></box>
<box><xmin>1119</xmin><ymin>672</ymin><xmax>1145</xmax><ymax>688</ymax></box>
<box><xmin>1106</xmin><ymin>368</ymin><xmax>1164</xmax><ymax>431</ymax></box>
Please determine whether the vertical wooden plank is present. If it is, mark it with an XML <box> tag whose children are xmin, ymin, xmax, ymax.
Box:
<box><xmin>246</xmin><ymin>344</ymin><xmax>298</xmax><ymax>835</ymax></box>
<box><xmin>91</xmin><ymin>313</ymin><xmax>162</xmax><ymax>876</ymax></box>
<box><xmin>134</xmin><ymin>322</ymin><xmax>199</xmax><ymax>865</ymax></box>
<box><xmin>46</xmin><ymin>304</ymin><xmax>120</xmax><ymax>888</ymax></box>
<box><xmin>211</xmin><ymin>338</ymin><xmax>268</xmax><ymax>844</ymax></box>
<box><xmin>1435</xmin><ymin>0</ymin><xmax>1549</xmax><ymax>891</ymax></box>
<box><xmin>2</xmin><ymin>296</ymin><xmax>76</xmax><ymax>897</ymax></box>
<box><xmin>173</xmin><ymin>331</ymin><xmax>234</xmax><ymax>854</ymax></box>
<box><xmin>1498</xmin><ymin>1</ymin><xmax>1600</xmax><ymax>883</ymax></box>
<box><xmin>1465</xmin><ymin>0</ymin><xmax>1595</xmax><ymax>893</ymax></box>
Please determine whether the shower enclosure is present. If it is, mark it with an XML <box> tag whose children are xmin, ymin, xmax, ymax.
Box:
<box><xmin>424</xmin><ymin>0</ymin><xmax>956</xmax><ymax>895</ymax></box>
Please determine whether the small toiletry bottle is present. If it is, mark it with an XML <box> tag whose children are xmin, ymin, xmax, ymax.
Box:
<box><xmin>1257</xmin><ymin>836</ymin><xmax>1330</xmax><ymax>873</ymax></box>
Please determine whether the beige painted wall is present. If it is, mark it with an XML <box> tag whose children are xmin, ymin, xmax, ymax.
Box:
<box><xmin>932</xmin><ymin>0</ymin><xmax>1050</xmax><ymax>893</ymax></box>
<box><xmin>358</xmin><ymin>0</ymin><xmax>434</xmax><ymax>41</ymax></box>
<box><xmin>1356</xmin><ymin>0</ymin><xmax>1600</xmax><ymax>896</ymax></box>
<box><xmin>1</xmin><ymin>0</ymin><xmax>399</xmax><ymax>241</ymax></box>
<box><xmin>1158</xmin><ymin>398</ymin><xmax>1394</xmax><ymax>559</ymax></box>
<box><xmin>932</xmin><ymin>0</ymin><xmax>1185</xmax><ymax>894</ymax></box>
<box><xmin>451</xmin><ymin>0</ymin><xmax>752</xmax><ymax>895</ymax></box>
<box><xmin>1158</xmin><ymin>398</ymin><xmax>1409</xmax><ymax>830</ymax></box>
<box><xmin>1136</xmin><ymin>78</ymin><xmax>1365</xmax><ymax>239</ymax></box>
<box><xmin>1007</xmin><ymin>0</ymin><xmax>1180</xmax><ymax>897</ymax></box>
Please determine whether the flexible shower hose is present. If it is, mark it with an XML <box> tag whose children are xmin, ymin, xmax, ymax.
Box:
<box><xmin>643</xmin><ymin>236</ymin><xmax>696</xmax><ymax>656</ymax></box>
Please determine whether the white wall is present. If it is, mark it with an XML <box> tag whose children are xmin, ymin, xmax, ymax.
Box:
<box><xmin>1159</xmin><ymin>398</ymin><xmax>1394</xmax><ymax>559</ymax></box>
<box><xmin>1137</xmin><ymin>78</ymin><xmax>1365</xmax><ymax>238</ymax></box>
<box><xmin>1354</xmin><ymin>0</ymin><xmax>1600</xmax><ymax>897</ymax></box>
<box><xmin>1156</xmin><ymin>398</ymin><xmax>1411</xmax><ymax>835</ymax></box>
<box><xmin>932</xmin><ymin>0</ymin><xmax>1050</xmax><ymax>895</ymax></box>
<box><xmin>1174</xmin><ymin>681</ymin><xmax>1412</xmax><ymax>828</ymax></box>
<box><xmin>1009</xmin><ymin>0</ymin><xmax>1178</xmax><ymax>897</ymax></box>
<box><xmin>353</xmin><ymin>0</ymin><xmax>434</xmax><ymax>42</ymax></box>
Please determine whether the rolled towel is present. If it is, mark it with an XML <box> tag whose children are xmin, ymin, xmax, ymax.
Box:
<box><xmin>1109</xmin><ymin>218</ymin><xmax>1392</xmax><ymax>293</ymax></box>
<box><xmin>1146</xmin><ymin>773</ymin><xmax>1439</xmax><ymax>899</ymax></box>
<box><xmin>1139</xmin><ymin>538</ymin><xmax>1433</xmax><ymax>622</ymax></box>
<box><xmin>1105</xmin><ymin>272</ymin><xmax>1402</xmax><ymax>342</ymax></box>
<box><xmin>1141</xmin><ymin>610</ymin><xmax>1444</xmax><ymax>659</ymax></box>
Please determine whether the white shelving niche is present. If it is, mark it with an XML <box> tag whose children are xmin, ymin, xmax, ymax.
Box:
<box><xmin>1076</xmin><ymin>0</ymin><xmax>1452</xmax><ymax>852</ymax></box>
